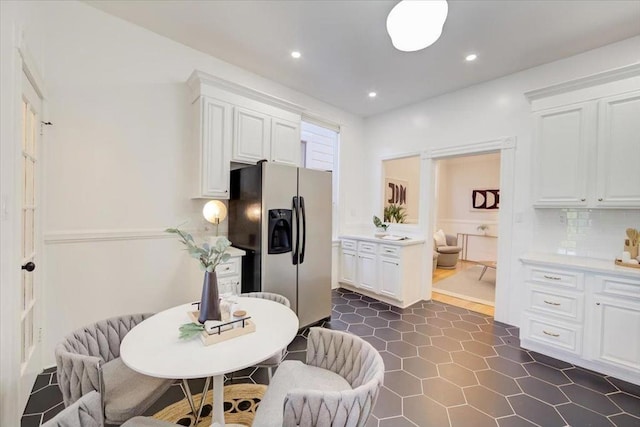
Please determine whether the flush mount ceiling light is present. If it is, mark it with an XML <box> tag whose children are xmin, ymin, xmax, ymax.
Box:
<box><xmin>291</xmin><ymin>51</ymin><xmax>301</xmax><ymax>59</ymax></box>
<box><xmin>386</xmin><ymin>0</ymin><xmax>449</xmax><ymax>52</ymax></box>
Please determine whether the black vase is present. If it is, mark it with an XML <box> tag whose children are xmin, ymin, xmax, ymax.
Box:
<box><xmin>198</xmin><ymin>271</ymin><xmax>221</xmax><ymax>323</ymax></box>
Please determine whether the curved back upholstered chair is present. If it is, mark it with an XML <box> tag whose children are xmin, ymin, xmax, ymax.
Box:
<box><xmin>243</xmin><ymin>292</ymin><xmax>291</xmax><ymax>380</ymax></box>
<box><xmin>434</xmin><ymin>234</ymin><xmax>462</xmax><ymax>269</ymax></box>
<box><xmin>253</xmin><ymin>327</ymin><xmax>385</xmax><ymax>427</ymax></box>
<box><xmin>55</xmin><ymin>313</ymin><xmax>173</xmax><ymax>425</ymax></box>
<box><xmin>42</xmin><ymin>391</ymin><xmax>103</xmax><ymax>427</ymax></box>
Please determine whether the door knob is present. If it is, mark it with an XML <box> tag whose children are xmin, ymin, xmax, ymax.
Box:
<box><xmin>22</xmin><ymin>262</ymin><xmax>36</xmax><ymax>272</ymax></box>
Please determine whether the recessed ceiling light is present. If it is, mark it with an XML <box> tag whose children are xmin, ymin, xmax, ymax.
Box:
<box><xmin>465</xmin><ymin>53</ymin><xmax>478</xmax><ymax>61</ymax></box>
<box><xmin>291</xmin><ymin>51</ymin><xmax>301</xmax><ymax>59</ymax></box>
<box><xmin>368</xmin><ymin>92</ymin><xmax>377</xmax><ymax>98</ymax></box>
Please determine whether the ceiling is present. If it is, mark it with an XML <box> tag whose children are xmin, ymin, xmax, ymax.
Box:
<box><xmin>85</xmin><ymin>0</ymin><xmax>640</xmax><ymax>117</ymax></box>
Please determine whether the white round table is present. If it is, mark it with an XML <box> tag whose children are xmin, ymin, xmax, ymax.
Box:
<box><xmin>120</xmin><ymin>297</ymin><xmax>299</xmax><ymax>427</ymax></box>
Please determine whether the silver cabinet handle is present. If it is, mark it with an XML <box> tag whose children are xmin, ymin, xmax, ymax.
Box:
<box><xmin>598</xmin><ymin>198</ymin><xmax>603</xmax><ymax>201</ymax></box>
<box><xmin>543</xmin><ymin>330</ymin><xmax>560</xmax><ymax>337</ymax></box>
<box><xmin>544</xmin><ymin>300</ymin><xmax>561</xmax><ymax>306</ymax></box>
<box><xmin>580</xmin><ymin>198</ymin><xmax>586</xmax><ymax>202</ymax></box>
<box><xmin>543</xmin><ymin>275</ymin><xmax>561</xmax><ymax>280</ymax></box>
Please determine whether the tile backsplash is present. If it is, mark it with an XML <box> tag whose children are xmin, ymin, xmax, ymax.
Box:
<box><xmin>533</xmin><ymin>208</ymin><xmax>640</xmax><ymax>260</ymax></box>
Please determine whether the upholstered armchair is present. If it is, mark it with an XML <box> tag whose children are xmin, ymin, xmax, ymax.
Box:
<box><xmin>253</xmin><ymin>327</ymin><xmax>385</xmax><ymax>427</ymax></box>
<box><xmin>243</xmin><ymin>292</ymin><xmax>291</xmax><ymax>381</ymax></box>
<box><xmin>42</xmin><ymin>391</ymin><xmax>103</xmax><ymax>427</ymax></box>
<box><xmin>55</xmin><ymin>314</ymin><xmax>173</xmax><ymax>425</ymax></box>
<box><xmin>434</xmin><ymin>233</ymin><xmax>462</xmax><ymax>269</ymax></box>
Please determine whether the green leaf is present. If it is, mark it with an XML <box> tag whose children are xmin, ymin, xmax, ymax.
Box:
<box><xmin>179</xmin><ymin>322</ymin><xmax>204</xmax><ymax>340</ymax></box>
<box><xmin>220</xmin><ymin>253</ymin><xmax>231</xmax><ymax>263</ymax></box>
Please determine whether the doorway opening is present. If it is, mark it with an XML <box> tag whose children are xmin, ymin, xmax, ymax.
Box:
<box><xmin>431</xmin><ymin>152</ymin><xmax>501</xmax><ymax>316</ymax></box>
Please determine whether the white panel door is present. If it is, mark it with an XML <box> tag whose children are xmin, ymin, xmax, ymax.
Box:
<box><xmin>339</xmin><ymin>250</ymin><xmax>356</xmax><ymax>285</ymax></box>
<box><xmin>19</xmin><ymin>72</ymin><xmax>43</xmax><ymax>412</ymax></box>
<box><xmin>199</xmin><ymin>97</ymin><xmax>231</xmax><ymax>198</ymax></box>
<box><xmin>532</xmin><ymin>103</ymin><xmax>594</xmax><ymax>207</ymax></box>
<box><xmin>271</xmin><ymin>118</ymin><xmax>300</xmax><ymax>167</ymax></box>
<box><xmin>233</xmin><ymin>107</ymin><xmax>270</xmax><ymax>164</ymax></box>
<box><xmin>595</xmin><ymin>91</ymin><xmax>640</xmax><ymax>207</ymax></box>
<box><xmin>357</xmin><ymin>253</ymin><xmax>378</xmax><ymax>292</ymax></box>
<box><xmin>590</xmin><ymin>295</ymin><xmax>640</xmax><ymax>372</ymax></box>
<box><xmin>379</xmin><ymin>257</ymin><xmax>401</xmax><ymax>299</ymax></box>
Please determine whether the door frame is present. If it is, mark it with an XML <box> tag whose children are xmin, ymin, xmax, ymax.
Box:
<box><xmin>420</xmin><ymin>137</ymin><xmax>516</xmax><ymax>324</ymax></box>
<box><xmin>0</xmin><ymin>26</ymin><xmax>47</xmax><ymax>425</ymax></box>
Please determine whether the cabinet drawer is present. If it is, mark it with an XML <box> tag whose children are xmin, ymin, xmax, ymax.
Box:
<box><xmin>342</xmin><ymin>239</ymin><xmax>357</xmax><ymax>251</ymax></box>
<box><xmin>358</xmin><ymin>241</ymin><xmax>377</xmax><ymax>254</ymax></box>
<box><xmin>380</xmin><ymin>245</ymin><xmax>400</xmax><ymax>258</ymax></box>
<box><xmin>528</xmin><ymin>266</ymin><xmax>583</xmax><ymax>290</ymax></box>
<box><xmin>522</xmin><ymin>313</ymin><xmax>582</xmax><ymax>354</ymax></box>
<box><xmin>216</xmin><ymin>258</ymin><xmax>240</xmax><ymax>277</ymax></box>
<box><xmin>593</xmin><ymin>275</ymin><xmax>640</xmax><ymax>300</ymax></box>
<box><xmin>527</xmin><ymin>285</ymin><xmax>583</xmax><ymax>321</ymax></box>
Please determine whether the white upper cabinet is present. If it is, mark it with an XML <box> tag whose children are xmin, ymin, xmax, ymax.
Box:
<box><xmin>271</xmin><ymin>118</ymin><xmax>301</xmax><ymax>167</ymax></box>
<box><xmin>233</xmin><ymin>107</ymin><xmax>271</xmax><ymax>164</ymax></box>
<box><xmin>527</xmin><ymin>65</ymin><xmax>640</xmax><ymax>208</ymax></box>
<box><xmin>532</xmin><ymin>103</ymin><xmax>593</xmax><ymax>207</ymax></box>
<box><xmin>193</xmin><ymin>96</ymin><xmax>232</xmax><ymax>198</ymax></box>
<box><xmin>187</xmin><ymin>70</ymin><xmax>303</xmax><ymax>185</ymax></box>
<box><xmin>595</xmin><ymin>91</ymin><xmax>640</xmax><ymax>207</ymax></box>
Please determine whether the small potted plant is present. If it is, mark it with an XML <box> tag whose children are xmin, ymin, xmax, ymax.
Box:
<box><xmin>373</xmin><ymin>215</ymin><xmax>389</xmax><ymax>237</ymax></box>
<box><xmin>477</xmin><ymin>224</ymin><xmax>489</xmax><ymax>235</ymax></box>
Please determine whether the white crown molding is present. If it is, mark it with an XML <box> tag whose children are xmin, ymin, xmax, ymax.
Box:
<box><xmin>425</xmin><ymin>137</ymin><xmax>515</xmax><ymax>159</ymax></box>
<box><xmin>187</xmin><ymin>70</ymin><xmax>303</xmax><ymax>114</ymax></box>
<box><xmin>44</xmin><ymin>228</ymin><xmax>200</xmax><ymax>244</ymax></box>
<box><xmin>524</xmin><ymin>63</ymin><xmax>640</xmax><ymax>101</ymax></box>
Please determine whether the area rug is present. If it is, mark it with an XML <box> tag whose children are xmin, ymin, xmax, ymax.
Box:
<box><xmin>153</xmin><ymin>383</ymin><xmax>267</xmax><ymax>427</ymax></box>
<box><xmin>433</xmin><ymin>264</ymin><xmax>496</xmax><ymax>305</ymax></box>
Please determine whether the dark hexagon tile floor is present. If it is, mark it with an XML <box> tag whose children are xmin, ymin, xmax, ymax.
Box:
<box><xmin>22</xmin><ymin>288</ymin><xmax>640</xmax><ymax>427</ymax></box>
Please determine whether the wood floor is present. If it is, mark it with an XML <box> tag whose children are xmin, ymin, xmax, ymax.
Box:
<box><xmin>432</xmin><ymin>260</ymin><xmax>495</xmax><ymax>317</ymax></box>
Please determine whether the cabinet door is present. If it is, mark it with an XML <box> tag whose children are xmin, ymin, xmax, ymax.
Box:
<box><xmin>199</xmin><ymin>97</ymin><xmax>231</xmax><ymax>198</ymax></box>
<box><xmin>379</xmin><ymin>257</ymin><xmax>401</xmax><ymax>299</ymax></box>
<box><xmin>590</xmin><ymin>295</ymin><xmax>640</xmax><ymax>372</ymax></box>
<box><xmin>532</xmin><ymin>103</ymin><xmax>594</xmax><ymax>207</ymax></box>
<box><xmin>233</xmin><ymin>107</ymin><xmax>270</xmax><ymax>164</ymax></box>
<box><xmin>595</xmin><ymin>91</ymin><xmax>640</xmax><ymax>207</ymax></box>
<box><xmin>357</xmin><ymin>253</ymin><xmax>377</xmax><ymax>292</ymax></box>
<box><xmin>271</xmin><ymin>118</ymin><xmax>301</xmax><ymax>167</ymax></box>
<box><xmin>339</xmin><ymin>250</ymin><xmax>356</xmax><ymax>285</ymax></box>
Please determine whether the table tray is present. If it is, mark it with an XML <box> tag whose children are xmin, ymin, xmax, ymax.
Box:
<box><xmin>188</xmin><ymin>311</ymin><xmax>256</xmax><ymax>346</ymax></box>
<box><xmin>614</xmin><ymin>259</ymin><xmax>640</xmax><ymax>269</ymax></box>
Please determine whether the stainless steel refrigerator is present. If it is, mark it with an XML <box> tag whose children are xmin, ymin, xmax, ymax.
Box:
<box><xmin>228</xmin><ymin>161</ymin><xmax>332</xmax><ymax>328</ymax></box>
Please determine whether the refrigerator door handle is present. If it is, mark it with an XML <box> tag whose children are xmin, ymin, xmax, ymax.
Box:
<box><xmin>292</xmin><ymin>196</ymin><xmax>299</xmax><ymax>265</ymax></box>
<box><xmin>299</xmin><ymin>196</ymin><xmax>307</xmax><ymax>264</ymax></box>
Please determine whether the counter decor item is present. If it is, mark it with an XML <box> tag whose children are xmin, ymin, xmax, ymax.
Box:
<box><xmin>624</xmin><ymin>228</ymin><xmax>639</xmax><ymax>258</ymax></box>
<box><xmin>373</xmin><ymin>215</ymin><xmax>389</xmax><ymax>237</ymax></box>
<box><xmin>166</xmin><ymin>225</ymin><xmax>231</xmax><ymax>323</ymax></box>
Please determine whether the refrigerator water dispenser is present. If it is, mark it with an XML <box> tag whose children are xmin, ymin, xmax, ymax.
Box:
<box><xmin>268</xmin><ymin>209</ymin><xmax>292</xmax><ymax>254</ymax></box>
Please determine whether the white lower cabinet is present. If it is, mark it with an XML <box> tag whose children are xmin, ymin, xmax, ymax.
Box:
<box><xmin>521</xmin><ymin>258</ymin><xmax>640</xmax><ymax>385</ymax></box>
<box><xmin>338</xmin><ymin>237</ymin><xmax>423</xmax><ymax>307</ymax></box>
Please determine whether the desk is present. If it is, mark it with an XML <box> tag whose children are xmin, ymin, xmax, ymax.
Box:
<box><xmin>120</xmin><ymin>297</ymin><xmax>299</xmax><ymax>427</ymax></box>
<box><xmin>456</xmin><ymin>233</ymin><xmax>497</xmax><ymax>261</ymax></box>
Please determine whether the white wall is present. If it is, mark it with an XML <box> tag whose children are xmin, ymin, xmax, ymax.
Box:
<box><xmin>26</xmin><ymin>0</ymin><xmax>365</xmax><ymax>367</ymax></box>
<box><xmin>436</xmin><ymin>153</ymin><xmax>500</xmax><ymax>261</ymax></box>
<box><xmin>364</xmin><ymin>35</ymin><xmax>640</xmax><ymax>326</ymax></box>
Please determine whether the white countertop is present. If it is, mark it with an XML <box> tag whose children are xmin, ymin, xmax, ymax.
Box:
<box><xmin>339</xmin><ymin>234</ymin><xmax>425</xmax><ymax>247</ymax></box>
<box><xmin>228</xmin><ymin>246</ymin><xmax>246</xmax><ymax>257</ymax></box>
<box><xmin>520</xmin><ymin>252</ymin><xmax>640</xmax><ymax>279</ymax></box>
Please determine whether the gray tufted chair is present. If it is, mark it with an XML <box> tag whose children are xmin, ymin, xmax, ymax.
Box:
<box><xmin>55</xmin><ymin>314</ymin><xmax>173</xmax><ymax>425</ymax></box>
<box><xmin>42</xmin><ymin>391</ymin><xmax>103</xmax><ymax>427</ymax></box>
<box><xmin>253</xmin><ymin>327</ymin><xmax>385</xmax><ymax>427</ymax></box>
<box><xmin>243</xmin><ymin>292</ymin><xmax>291</xmax><ymax>381</ymax></box>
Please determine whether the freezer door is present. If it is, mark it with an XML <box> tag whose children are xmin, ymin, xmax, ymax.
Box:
<box><xmin>261</xmin><ymin>163</ymin><xmax>299</xmax><ymax>313</ymax></box>
<box><xmin>297</xmin><ymin>168</ymin><xmax>332</xmax><ymax>327</ymax></box>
